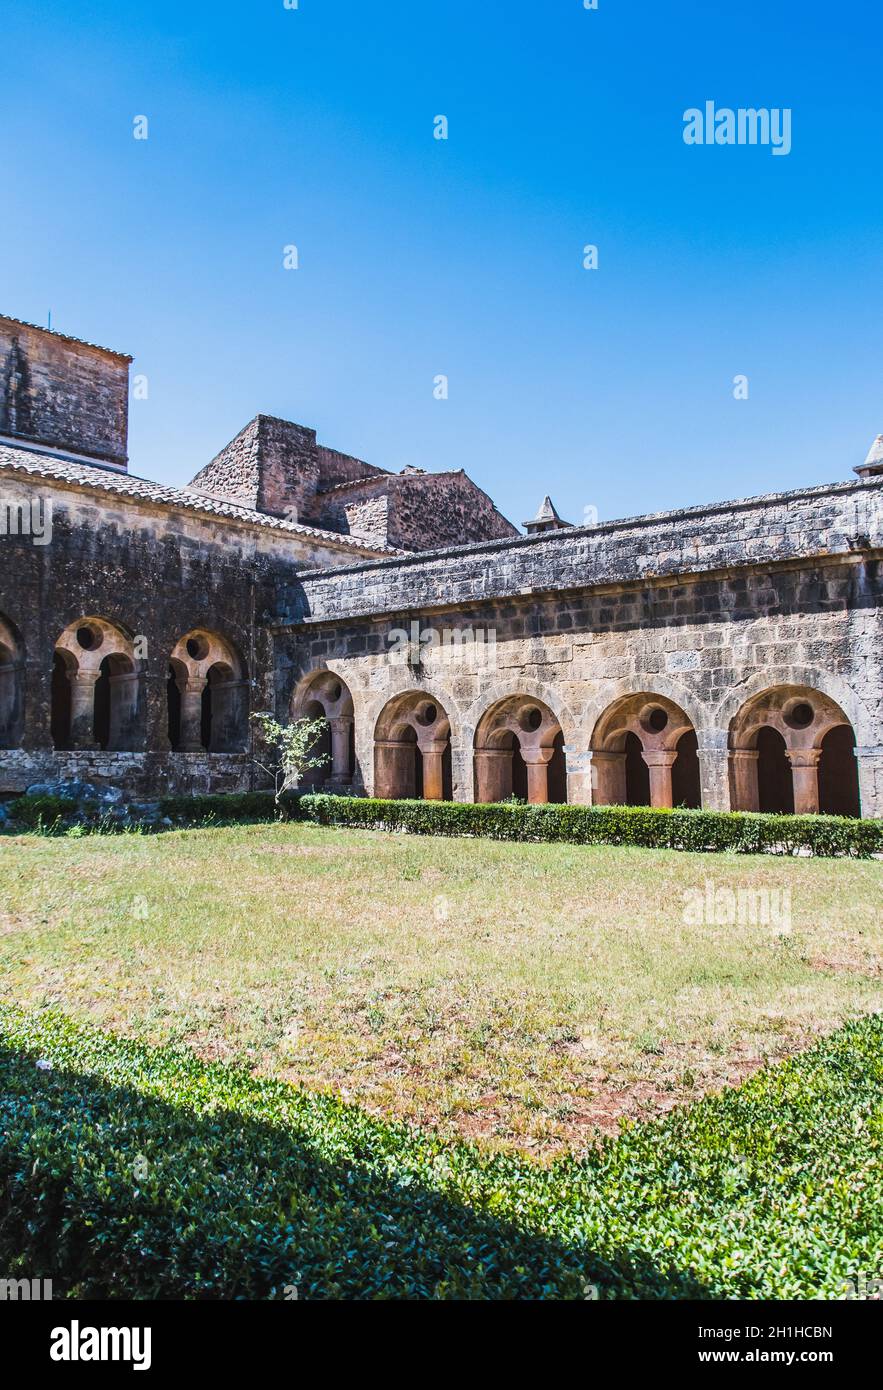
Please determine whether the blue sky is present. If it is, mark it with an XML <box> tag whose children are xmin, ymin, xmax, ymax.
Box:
<box><xmin>2</xmin><ymin>0</ymin><xmax>881</xmax><ymax>529</ymax></box>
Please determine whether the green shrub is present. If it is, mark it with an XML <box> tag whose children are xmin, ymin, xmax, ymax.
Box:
<box><xmin>158</xmin><ymin>790</ymin><xmax>298</xmax><ymax>825</ymax></box>
<box><xmin>1</xmin><ymin>1005</ymin><xmax>881</xmax><ymax>1299</ymax></box>
<box><xmin>299</xmin><ymin>795</ymin><xmax>883</xmax><ymax>858</ymax></box>
<box><xmin>9</xmin><ymin>792</ymin><xmax>77</xmax><ymax>829</ymax></box>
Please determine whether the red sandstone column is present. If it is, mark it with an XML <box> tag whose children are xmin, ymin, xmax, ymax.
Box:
<box><xmin>418</xmin><ymin>739</ymin><xmax>447</xmax><ymax>801</ymax></box>
<box><xmin>473</xmin><ymin>748</ymin><xmax>511</xmax><ymax>803</ymax></box>
<box><xmin>68</xmin><ymin>669</ymin><xmax>100</xmax><ymax>750</ymax></box>
<box><xmin>590</xmin><ymin>750</ymin><xmax>627</xmax><ymax>805</ymax></box>
<box><xmin>730</xmin><ymin>748</ymin><xmax>760</xmax><ymax>812</ymax></box>
<box><xmin>374</xmin><ymin>738</ymin><xmax>415</xmax><ymax>798</ymax></box>
<box><xmin>178</xmin><ymin>676</ymin><xmax>206</xmax><ymax>752</ymax></box>
<box><xmin>641</xmin><ymin>749</ymin><xmax>677</xmax><ymax>809</ymax></box>
<box><xmin>522</xmin><ymin>748</ymin><xmax>554</xmax><ymax>805</ymax></box>
<box><xmin>787</xmin><ymin>749</ymin><xmax>822</xmax><ymax>815</ymax></box>
<box><xmin>329</xmin><ymin>717</ymin><xmax>353</xmax><ymax>782</ymax></box>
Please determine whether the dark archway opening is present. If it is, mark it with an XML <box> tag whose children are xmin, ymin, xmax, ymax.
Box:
<box><xmin>672</xmin><ymin>729</ymin><xmax>701</xmax><ymax>809</ymax></box>
<box><xmin>167</xmin><ymin>667</ymin><xmax>181</xmax><ymax>750</ymax></box>
<box><xmin>624</xmin><ymin>731</ymin><xmax>650</xmax><ymax>806</ymax></box>
<box><xmin>757</xmin><ymin>726</ymin><xmax>794</xmax><ymax>814</ymax></box>
<box><xmin>547</xmin><ymin>730</ymin><xmax>567</xmax><ymax>804</ymax></box>
<box><xmin>511</xmin><ymin>738</ymin><xmax>528</xmax><ymax>801</ymax></box>
<box><xmin>93</xmin><ymin>658</ymin><xmax>111</xmax><ymax>749</ymax></box>
<box><xmin>442</xmin><ymin>742</ymin><xmax>453</xmax><ymax>800</ymax></box>
<box><xmin>301</xmin><ymin>700</ymin><xmax>331</xmax><ymax>787</ymax></box>
<box><xmin>51</xmin><ymin>653</ymin><xmax>72</xmax><ymax>750</ymax></box>
<box><xmin>818</xmin><ymin>725</ymin><xmax>861</xmax><ymax>818</ymax></box>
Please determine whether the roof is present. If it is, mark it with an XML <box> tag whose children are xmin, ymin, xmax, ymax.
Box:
<box><xmin>0</xmin><ymin>442</ymin><xmax>402</xmax><ymax>556</ymax></box>
<box><xmin>0</xmin><ymin>314</ymin><xmax>133</xmax><ymax>363</ymax></box>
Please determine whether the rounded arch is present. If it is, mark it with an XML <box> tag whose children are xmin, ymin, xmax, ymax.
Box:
<box><xmin>168</xmin><ymin>629</ymin><xmax>247</xmax><ymax>753</ymax></box>
<box><xmin>53</xmin><ymin>616</ymin><xmax>142</xmax><ymax>751</ymax></box>
<box><xmin>473</xmin><ymin>693</ymin><xmax>567</xmax><ymax>804</ymax></box>
<box><xmin>716</xmin><ymin>666</ymin><xmax>873</xmax><ymax>750</ymax></box>
<box><xmin>728</xmin><ymin>683</ymin><xmax>861</xmax><ymax>816</ymax></box>
<box><xmin>291</xmin><ymin>668</ymin><xmax>356</xmax><ymax>786</ymax></box>
<box><xmin>374</xmin><ymin>689</ymin><xmax>452</xmax><ymax>800</ymax></box>
<box><xmin>590</xmin><ymin>691</ymin><xmax>700</xmax><ymax>808</ymax></box>
<box><xmin>0</xmin><ymin>613</ymin><xmax>24</xmax><ymax>749</ymax></box>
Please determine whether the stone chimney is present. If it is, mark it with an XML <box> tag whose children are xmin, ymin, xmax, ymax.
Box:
<box><xmin>855</xmin><ymin>434</ymin><xmax>883</xmax><ymax>481</ymax></box>
<box><xmin>0</xmin><ymin>315</ymin><xmax>132</xmax><ymax>469</ymax></box>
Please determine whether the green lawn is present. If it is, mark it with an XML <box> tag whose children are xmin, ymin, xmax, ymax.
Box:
<box><xmin>1</xmin><ymin>821</ymin><xmax>881</xmax><ymax>1155</ymax></box>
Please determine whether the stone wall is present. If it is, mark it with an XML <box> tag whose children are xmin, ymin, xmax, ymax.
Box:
<box><xmin>276</xmin><ymin>477</ymin><xmax>883</xmax><ymax>816</ymax></box>
<box><xmin>0</xmin><ymin>316</ymin><xmax>131</xmax><ymax>468</ymax></box>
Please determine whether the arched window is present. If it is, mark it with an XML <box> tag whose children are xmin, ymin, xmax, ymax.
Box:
<box><xmin>473</xmin><ymin>696</ymin><xmax>566</xmax><ymax>804</ymax></box>
<box><xmin>168</xmin><ymin>631</ymin><xmax>248</xmax><ymax>753</ymax></box>
<box><xmin>590</xmin><ymin>693</ymin><xmax>700</xmax><ymax>808</ymax></box>
<box><xmin>0</xmin><ymin>615</ymin><xmax>24</xmax><ymax>749</ymax></box>
<box><xmin>729</xmin><ymin>686</ymin><xmax>860</xmax><ymax>816</ymax></box>
<box><xmin>290</xmin><ymin>671</ymin><xmax>356</xmax><ymax>787</ymax></box>
<box><xmin>52</xmin><ymin>618</ymin><xmax>141</xmax><ymax>751</ymax></box>
<box><xmin>375</xmin><ymin>691</ymin><xmax>452</xmax><ymax>800</ymax></box>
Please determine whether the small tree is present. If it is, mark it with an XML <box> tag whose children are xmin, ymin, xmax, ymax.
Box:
<box><xmin>251</xmin><ymin>712</ymin><xmax>331</xmax><ymax>807</ymax></box>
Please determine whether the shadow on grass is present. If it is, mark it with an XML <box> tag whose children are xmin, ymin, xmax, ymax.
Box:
<box><xmin>0</xmin><ymin>1041</ymin><xmax>711</xmax><ymax>1302</ymax></box>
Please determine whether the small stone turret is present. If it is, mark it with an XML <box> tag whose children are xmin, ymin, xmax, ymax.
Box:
<box><xmin>855</xmin><ymin>434</ymin><xmax>883</xmax><ymax>481</ymax></box>
<box><xmin>523</xmin><ymin>496</ymin><xmax>572</xmax><ymax>534</ymax></box>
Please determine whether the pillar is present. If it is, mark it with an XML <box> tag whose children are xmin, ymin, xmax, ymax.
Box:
<box><xmin>473</xmin><ymin>748</ymin><xmax>511</xmax><ymax>803</ymax></box>
<box><xmin>787</xmin><ymin>748</ymin><xmax>822</xmax><ymax>815</ymax></box>
<box><xmin>68</xmin><ymin>669</ymin><xmax>100</xmax><ymax>750</ymax></box>
<box><xmin>589</xmin><ymin>750</ymin><xmax>626</xmax><ymax>806</ymax></box>
<box><xmin>374</xmin><ymin>738</ymin><xmax>415</xmax><ymax>799</ymax></box>
<box><xmin>521</xmin><ymin>747</ymin><xmax>554</xmax><ymax>805</ymax></box>
<box><xmin>641</xmin><ymin>749</ymin><xmax>677</xmax><ymax>808</ymax></box>
<box><xmin>855</xmin><ymin>746</ymin><xmax>883</xmax><ymax>820</ymax></box>
<box><xmin>418</xmin><ymin>739</ymin><xmax>447</xmax><ymax>801</ymax></box>
<box><xmin>695</xmin><ymin>733</ymin><xmax>730</xmax><ymax>811</ymax></box>
<box><xmin>177</xmin><ymin>675</ymin><xmax>206</xmax><ymax>752</ymax></box>
<box><xmin>729</xmin><ymin>748</ymin><xmax>760</xmax><ymax>812</ymax></box>
<box><xmin>329</xmin><ymin>716</ymin><xmax>353</xmax><ymax>783</ymax></box>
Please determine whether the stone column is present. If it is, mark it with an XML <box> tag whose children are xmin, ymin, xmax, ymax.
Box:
<box><xmin>418</xmin><ymin>739</ymin><xmax>448</xmax><ymax>801</ymax></box>
<box><xmin>329</xmin><ymin>717</ymin><xmax>353</xmax><ymax>783</ymax></box>
<box><xmin>374</xmin><ymin>738</ymin><xmax>415</xmax><ymax>799</ymax></box>
<box><xmin>473</xmin><ymin>748</ymin><xmax>511</xmax><ymax>803</ymax></box>
<box><xmin>68</xmin><ymin>669</ymin><xmax>100</xmax><ymax>750</ymax></box>
<box><xmin>521</xmin><ymin>747</ymin><xmax>554</xmax><ymax>805</ymax></box>
<box><xmin>695</xmin><ymin>733</ymin><xmax>731</xmax><ymax>811</ymax></box>
<box><xmin>590</xmin><ymin>750</ymin><xmax>627</xmax><ymax>805</ymax></box>
<box><xmin>178</xmin><ymin>675</ymin><xmax>207</xmax><ymax>752</ymax></box>
<box><xmin>855</xmin><ymin>746</ymin><xmax>883</xmax><ymax>820</ymax></box>
<box><xmin>787</xmin><ymin>748</ymin><xmax>822</xmax><ymax>815</ymax></box>
<box><xmin>641</xmin><ymin>749</ymin><xmax>677</xmax><ymax>809</ymax></box>
<box><xmin>729</xmin><ymin>748</ymin><xmax>760</xmax><ymax>812</ymax></box>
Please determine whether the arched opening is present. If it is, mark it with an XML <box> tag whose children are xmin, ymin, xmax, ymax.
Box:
<box><xmin>624</xmin><ymin>731</ymin><xmax>650</xmax><ymax>805</ymax></box>
<box><xmin>0</xmin><ymin>616</ymin><xmax>24</xmax><ymax>748</ymax></box>
<box><xmin>818</xmin><ymin>725</ymin><xmax>861</xmax><ymax>818</ymax></box>
<box><xmin>729</xmin><ymin>685</ymin><xmax>861</xmax><ymax>816</ymax></box>
<box><xmin>290</xmin><ymin>670</ymin><xmax>355</xmax><ymax>787</ymax></box>
<box><xmin>53</xmin><ymin>618</ymin><xmax>142</xmax><ymax>752</ymax></box>
<box><xmin>168</xmin><ymin>631</ymin><xmax>248</xmax><ymax>753</ymax></box>
<box><xmin>757</xmin><ymin>727</ymin><xmax>793</xmax><ymax>814</ymax></box>
<box><xmin>51</xmin><ymin>650</ymin><xmax>73</xmax><ymax>750</ymax></box>
<box><xmin>473</xmin><ymin>695</ymin><xmax>566</xmax><ymax>804</ymax></box>
<box><xmin>591</xmin><ymin>693</ymin><xmax>698</xmax><ymax>808</ymax></box>
<box><xmin>672</xmin><ymin>729</ymin><xmax>701</xmax><ymax>809</ymax></box>
<box><xmin>374</xmin><ymin>692</ymin><xmax>452</xmax><ymax>800</ymax></box>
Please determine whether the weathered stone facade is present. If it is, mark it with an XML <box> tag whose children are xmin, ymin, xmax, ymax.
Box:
<box><xmin>1</xmin><ymin>316</ymin><xmax>882</xmax><ymax>817</ymax></box>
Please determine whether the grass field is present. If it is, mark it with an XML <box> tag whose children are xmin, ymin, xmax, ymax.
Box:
<box><xmin>1</xmin><ymin>821</ymin><xmax>881</xmax><ymax>1155</ymax></box>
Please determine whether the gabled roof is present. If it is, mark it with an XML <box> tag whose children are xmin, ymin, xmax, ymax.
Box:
<box><xmin>0</xmin><ymin>442</ymin><xmax>402</xmax><ymax>556</ymax></box>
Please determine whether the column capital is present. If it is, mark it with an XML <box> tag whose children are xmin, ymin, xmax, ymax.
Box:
<box><xmin>641</xmin><ymin>749</ymin><xmax>677</xmax><ymax>769</ymax></box>
<box><xmin>730</xmin><ymin>747</ymin><xmax>760</xmax><ymax>762</ymax></box>
<box><xmin>519</xmin><ymin>746</ymin><xmax>554</xmax><ymax>766</ymax></box>
<box><xmin>786</xmin><ymin>748</ymin><xmax>822</xmax><ymax>769</ymax></box>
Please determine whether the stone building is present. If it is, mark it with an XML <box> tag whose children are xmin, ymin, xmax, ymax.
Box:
<box><xmin>1</xmin><ymin>313</ymin><xmax>882</xmax><ymax>816</ymax></box>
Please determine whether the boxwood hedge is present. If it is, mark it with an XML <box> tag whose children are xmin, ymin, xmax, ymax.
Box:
<box><xmin>1</xmin><ymin>1005</ymin><xmax>881</xmax><ymax>1299</ymax></box>
<box><xmin>297</xmin><ymin>794</ymin><xmax>883</xmax><ymax>858</ymax></box>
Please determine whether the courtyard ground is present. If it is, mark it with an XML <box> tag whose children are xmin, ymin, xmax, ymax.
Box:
<box><xmin>1</xmin><ymin>821</ymin><xmax>881</xmax><ymax>1156</ymax></box>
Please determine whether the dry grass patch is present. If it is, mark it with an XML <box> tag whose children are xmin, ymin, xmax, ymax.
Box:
<box><xmin>1</xmin><ymin>821</ymin><xmax>880</xmax><ymax>1155</ymax></box>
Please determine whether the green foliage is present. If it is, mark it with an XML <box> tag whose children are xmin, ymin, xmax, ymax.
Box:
<box><xmin>8</xmin><ymin>793</ymin><xmax>77</xmax><ymax>829</ymax></box>
<box><xmin>0</xmin><ymin>1005</ymin><xmax>881</xmax><ymax>1298</ymax></box>
<box><xmin>251</xmin><ymin>712</ymin><xmax>330</xmax><ymax>805</ymax></box>
<box><xmin>158</xmin><ymin>790</ymin><xmax>294</xmax><ymax>825</ymax></box>
<box><xmin>298</xmin><ymin>795</ymin><xmax>883</xmax><ymax>858</ymax></box>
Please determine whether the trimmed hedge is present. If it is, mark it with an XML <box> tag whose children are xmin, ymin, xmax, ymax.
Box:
<box><xmin>1</xmin><ymin>1005</ymin><xmax>882</xmax><ymax>1299</ymax></box>
<box><xmin>158</xmin><ymin>790</ymin><xmax>292</xmax><ymax>825</ymax></box>
<box><xmin>299</xmin><ymin>794</ymin><xmax>883</xmax><ymax>858</ymax></box>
